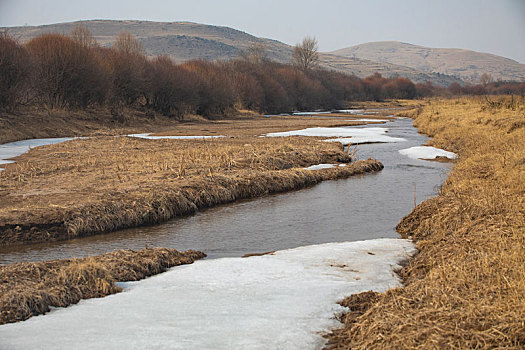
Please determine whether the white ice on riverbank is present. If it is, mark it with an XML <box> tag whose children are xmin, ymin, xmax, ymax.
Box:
<box><xmin>399</xmin><ymin>146</ymin><xmax>458</xmax><ymax>160</ymax></box>
<box><xmin>291</xmin><ymin>110</ymin><xmax>379</xmax><ymax>117</ymax></box>
<box><xmin>346</xmin><ymin>118</ymin><xmax>390</xmax><ymax>123</ymax></box>
<box><xmin>265</xmin><ymin>126</ymin><xmax>405</xmax><ymax>145</ymax></box>
<box><xmin>337</xmin><ymin>109</ymin><xmax>364</xmax><ymax>114</ymax></box>
<box><xmin>0</xmin><ymin>137</ymin><xmax>76</xmax><ymax>170</ymax></box>
<box><xmin>324</xmin><ymin>135</ymin><xmax>406</xmax><ymax>146</ymax></box>
<box><xmin>0</xmin><ymin>238</ymin><xmax>415</xmax><ymax>350</ymax></box>
<box><xmin>304</xmin><ymin>163</ymin><xmax>347</xmax><ymax>170</ymax></box>
<box><xmin>337</xmin><ymin>109</ymin><xmax>378</xmax><ymax>115</ymax></box>
<box><xmin>292</xmin><ymin>111</ymin><xmax>332</xmax><ymax>116</ymax></box>
<box><xmin>128</xmin><ymin>133</ymin><xmax>225</xmax><ymax>140</ymax></box>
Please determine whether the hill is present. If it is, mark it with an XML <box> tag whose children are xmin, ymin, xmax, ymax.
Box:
<box><xmin>3</xmin><ymin>20</ymin><xmax>461</xmax><ymax>86</ymax></box>
<box><xmin>331</xmin><ymin>41</ymin><xmax>525</xmax><ymax>83</ymax></box>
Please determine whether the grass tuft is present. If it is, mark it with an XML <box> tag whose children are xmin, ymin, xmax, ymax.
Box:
<box><xmin>326</xmin><ymin>96</ymin><xmax>525</xmax><ymax>349</ymax></box>
<box><xmin>0</xmin><ymin>247</ymin><xmax>206</xmax><ymax>324</ymax></box>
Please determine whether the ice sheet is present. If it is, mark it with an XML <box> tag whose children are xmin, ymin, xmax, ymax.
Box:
<box><xmin>292</xmin><ymin>111</ymin><xmax>331</xmax><ymax>116</ymax></box>
<box><xmin>303</xmin><ymin>163</ymin><xmax>347</xmax><ymax>170</ymax></box>
<box><xmin>346</xmin><ymin>119</ymin><xmax>390</xmax><ymax>123</ymax></box>
<box><xmin>0</xmin><ymin>239</ymin><xmax>415</xmax><ymax>350</ymax></box>
<box><xmin>128</xmin><ymin>133</ymin><xmax>225</xmax><ymax>139</ymax></box>
<box><xmin>324</xmin><ymin>135</ymin><xmax>406</xmax><ymax>145</ymax></box>
<box><xmin>266</xmin><ymin>126</ymin><xmax>387</xmax><ymax>138</ymax></box>
<box><xmin>336</xmin><ymin>109</ymin><xmax>364</xmax><ymax>114</ymax></box>
<box><xmin>0</xmin><ymin>137</ymin><xmax>76</xmax><ymax>170</ymax></box>
<box><xmin>265</xmin><ymin>126</ymin><xmax>406</xmax><ymax>145</ymax></box>
<box><xmin>399</xmin><ymin>146</ymin><xmax>458</xmax><ymax>160</ymax></box>
<box><xmin>337</xmin><ymin>109</ymin><xmax>378</xmax><ymax>115</ymax></box>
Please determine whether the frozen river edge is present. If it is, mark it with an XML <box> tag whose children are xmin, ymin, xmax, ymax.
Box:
<box><xmin>0</xmin><ymin>238</ymin><xmax>415</xmax><ymax>350</ymax></box>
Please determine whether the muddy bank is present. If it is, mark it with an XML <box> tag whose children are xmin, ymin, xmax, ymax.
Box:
<box><xmin>1</xmin><ymin>159</ymin><xmax>383</xmax><ymax>245</ymax></box>
<box><xmin>326</xmin><ymin>97</ymin><xmax>525</xmax><ymax>348</ymax></box>
<box><xmin>0</xmin><ymin>247</ymin><xmax>206</xmax><ymax>325</ymax></box>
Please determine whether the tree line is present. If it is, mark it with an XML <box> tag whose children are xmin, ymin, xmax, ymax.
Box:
<box><xmin>1</xmin><ymin>27</ymin><xmax>523</xmax><ymax>116</ymax></box>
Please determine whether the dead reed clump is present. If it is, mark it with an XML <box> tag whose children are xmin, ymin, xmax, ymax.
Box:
<box><xmin>0</xmin><ymin>128</ymin><xmax>382</xmax><ymax>245</ymax></box>
<box><xmin>50</xmin><ymin>159</ymin><xmax>382</xmax><ymax>240</ymax></box>
<box><xmin>326</xmin><ymin>96</ymin><xmax>525</xmax><ymax>349</ymax></box>
<box><xmin>0</xmin><ymin>247</ymin><xmax>206</xmax><ymax>324</ymax></box>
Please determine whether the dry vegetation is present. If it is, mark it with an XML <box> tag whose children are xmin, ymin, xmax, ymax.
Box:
<box><xmin>0</xmin><ymin>247</ymin><xmax>206</xmax><ymax>324</ymax></box>
<box><xmin>0</xmin><ymin>29</ymin><xmax>424</xmax><ymax>119</ymax></box>
<box><xmin>0</xmin><ymin>114</ymin><xmax>388</xmax><ymax>245</ymax></box>
<box><xmin>327</xmin><ymin>96</ymin><xmax>525</xmax><ymax>348</ymax></box>
<box><xmin>0</xmin><ymin>106</ymin><xmax>185</xmax><ymax>144</ymax></box>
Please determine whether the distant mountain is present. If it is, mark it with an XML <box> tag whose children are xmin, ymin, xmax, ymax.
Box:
<box><xmin>3</xmin><ymin>20</ymin><xmax>461</xmax><ymax>86</ymax></box>
<box><xmin>331</xmin><ymin>41</ymin><xmax>525</xmax><ymax>83</ymax></box>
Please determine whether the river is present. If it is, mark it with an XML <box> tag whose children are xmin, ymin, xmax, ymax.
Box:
<box><xmin>0</xmin><ymin>118</ymin><xmax>451</xmax><ymax>264</ymax></box>
<box><xmin>0</xmin><ymin>116</ymin><xmax>453</xmax><ymax>349</ymax></box>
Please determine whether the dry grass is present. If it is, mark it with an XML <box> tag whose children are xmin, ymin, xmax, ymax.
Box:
<box><xmin>0</xmin><ymin>104</ymin><xmax>396</xmax><ymax>144</ymax></box>
<box><xmin>149</xmin><ymin>112</ymin><xmax>394</xmax><ymax>138</ymax></box>
<box><xmin>0</xmin><ymin>113</ymin><xmax>390</xmax><ymax>245</ymax></box>
<box><xmin>0</xmin><ymin>106</ymin><xmax>187</xmax><ymax>144</ymax></box>
<box><xmin>0</xmin><ymin>247</ymin><xmax>205</xmax><ymax>324</ymax></box>
<box><xmin>326</xmin><ymin>96</ymin><xmax>525</xmax><ymax>349</ymax></box>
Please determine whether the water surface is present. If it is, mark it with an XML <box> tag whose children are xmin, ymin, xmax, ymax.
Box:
<box><xmin>0</xmin><ymin>118</ymin><xmax>451</xmax><ymax>264</ymax></box>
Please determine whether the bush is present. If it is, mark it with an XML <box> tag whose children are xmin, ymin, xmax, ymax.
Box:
<box><xmin>183</xmin><ymin>60</ymin><xmax>236</xmax><ymax>116</ymax></box>
<box><xmin>26</xmin><ymin>34</ymin><xmax>108</xmax><ymax>109</ymax></box>
<box><xmin>0</xmin><ymin>33</ymin><xmax>32</xmax><ymax>111</ymax></box>
<box><xmin>99</xmin><ymin>47</ymin><xmax>148</xmax><ymax>107</ymax></box>
<box><xmin>149</xmin><ymin>56</ymin><xmax>201</xmax><ymax>118</ymax></box>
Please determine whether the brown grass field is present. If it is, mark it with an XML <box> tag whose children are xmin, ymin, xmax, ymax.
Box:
<box><xmin>0</xmin><ymin>109</ymin><xmax>392</xmax><ymax>326</ymax></box>
<box><xmin>2</xmin><ymin>98</ymin><xmax>522</xmax><ymax>346</ymax></box>
<box><xmin>327</xmin><ymin>96</ymin><xmax>525</xmax><ymax>349</ymax></box>
<box><xmin>0</xmin><ymin>107</ymin><xmax>182</xmax><ymax>144</ymax></box>
<box><xmin>0</xmin><ymin>112</ymin><xmax>392</xmax><ymax>245</ymax></box>
<box><xmin>0</xmin><ymin>105</ymin><xmax>394</xmax><ymax>144</ymax></box>
<box><xmin>0</xmin><ymin>247</ymin><xmax>206</xmax><ymax>324</ymax></box>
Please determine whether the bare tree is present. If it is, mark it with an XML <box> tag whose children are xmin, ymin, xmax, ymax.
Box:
<box><xmin>479</xmin><ymin>72</ymin><xmax>493</xmax><ymax>86</ymax></box>
<box><xmin>71</xmin><ymin>24</ymin><xmax>96</xmax><ymax>48</ymax></box>
<box><xmin>292</xmin><ymin>36</ymin><xmax>319</xmax><ymax>71</ymax></box>
<box><xmin>239</xmin><ymin>42</ymin><xmax>268</xmax><ymax>64</ymax></box>
<box><xmin>114</xmin><ymin>30</ymin><xmax>143</xmax><ymax>56</ymax></box>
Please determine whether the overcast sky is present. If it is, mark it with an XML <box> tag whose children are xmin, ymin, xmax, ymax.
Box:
<box><xmin>1</xmin><ymin>0</ymin><xmax>524</xmax><ymax>63</ymax></box>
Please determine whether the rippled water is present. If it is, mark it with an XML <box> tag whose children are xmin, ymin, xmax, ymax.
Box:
<box><xmin>0</xmin><ymin>118</ymin><xmax>451</xmax><ymax>264</ymax></box>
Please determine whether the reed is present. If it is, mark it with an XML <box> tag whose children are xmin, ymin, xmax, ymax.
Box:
<box><xmin>0</xmin><ymin>247</ymin><xmax>206</xmax><ymax>324</ymax></box>
<box><xmin>0</xmin><ymin>117</ymin><xmax>386</xmax><ymax>245</ymax></box>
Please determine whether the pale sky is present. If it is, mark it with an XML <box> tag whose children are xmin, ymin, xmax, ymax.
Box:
<box><xmin>1</xmin><ymin>0</ymin><xmax>524</xmax><ymax>63</ymax></box>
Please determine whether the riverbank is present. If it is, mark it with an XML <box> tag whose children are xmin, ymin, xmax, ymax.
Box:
<box><xmin>0</xmin><ymin>113</ymin><xmax>392</xmax><ymax>246</ymax></box>
<box><xmin>0</xmin><ymin>107</ymin><xmax>185</xmax><ymax>144</ymax></box>
<box><xmin>0</xmin><ymin>104</ymin><xmax>399</xmax><ymax>144</ymax></box>
<box><xmin>327</xmin><ymin>96</ymin><xmax>525</xmax><ymax>348</ymax></box>
<box><xmin>0</xmin><ymin>247</ymin><xmax>205</xmax><ymax>324</ymax></box>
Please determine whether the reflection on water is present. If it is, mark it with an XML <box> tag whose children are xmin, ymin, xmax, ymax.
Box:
<box><xmin>0</xmin><ymin>119</ymin><xmax>451</xmax><ymax>264</ymax></box>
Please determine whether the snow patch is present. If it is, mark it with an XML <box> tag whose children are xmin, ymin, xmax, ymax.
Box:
<box><xmin>266</xmin><ymin>126</ymin><xmax>386</xmax><ymax>138</ymax></box>
<box><xmin>265</xmin><ymin>127</ymin><xmax>406</xmax><ymax>145</ymax></box>
<box><xmin>345</xmin><ymin>119</ymin><xmax>390</xmax><ymax>123</ymax></box>
<box><xmin>337</xmin><ymin>109</ymin><xmax>378</xmax><ymax>115</ymax></box>
<box><xmin>0</xmin><ymin>239</ymin><xmax>415</xmax><ymax>350</ymax></box>
<box><xmin>292</xmin><ymin>111</ymin><xmax>331</xmax><ymax>116</ymax></box>
<box><xmin>399</xmin><ymin>146</ymin><xmax>457</xmax><ymax>160</ymax></box>
<box><xmin>0</xmin><ymin>137</ymin><xmax>77</xmax><ymax>171</ymax></box>
<box><xmin>304</xmin><ymin>163</ymin><xmax>336</xmax><ymax>170</ymax></box>
<box><xmin>128</xmin><ymin>133</ymin><xmax>225</xmax><ymax>140</ymax></box>
<box><xmin>324</xmin><ymin>135</ymin><xmax>406</xmax><ymax>146</ymax></box>
<box><xmin>337</xmin><ymin>109</ymin><xmax>364</xmax><ymax>114</ymax></box>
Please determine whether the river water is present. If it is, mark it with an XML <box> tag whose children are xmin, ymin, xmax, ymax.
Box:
<box><xmin>0</xmin><ymin>118</ymin><xmax>451</xmax><ymax>264</ymax></box>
